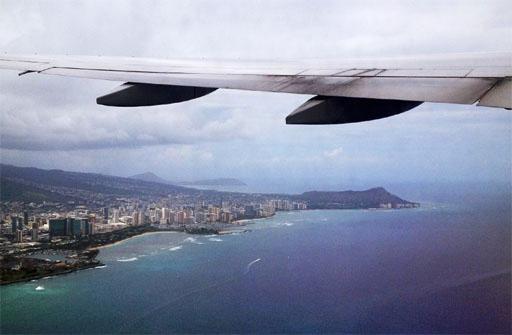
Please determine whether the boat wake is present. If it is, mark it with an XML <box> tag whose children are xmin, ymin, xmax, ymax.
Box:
<box><xmin>35</xmin><ymin>286</ymin><xmax>45</xmax><ymax>291</ymax></box>
<box><xmin>245</xmin><ymin>258</ymin><xmax>262</xmax><ymax>274</ymax></box>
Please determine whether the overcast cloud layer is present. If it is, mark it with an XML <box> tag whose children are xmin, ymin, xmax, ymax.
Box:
<box><xmin>0</xmin><ymin>0</ymin><xmax>511</xmax><ymax>191</ymax></box>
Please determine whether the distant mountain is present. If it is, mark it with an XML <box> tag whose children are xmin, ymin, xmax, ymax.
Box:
<box><xmin>129</xmin><ymin>172</ymin><xmax>173</xmax><ymax>185</ymax></box>
<box><xmin>0</xmin><ymin>164</ymin><xmax>195</xmax><ymax>204</ymax></box>
<box><xmin>0</xmin><ymin>164</ymin><xmax>418</xmax><ymax>210</ymax></box>
<box><xmin>295</xmin><ymin>187</ymin><xmax>418</xmax><ymax>209</ymax></box>
<box><xmin>0</xmin><ymin>177</ymin><xmax>71</xmax><ymax>203</ymax></box>
<box><xmin>180</xmin><ymin>178</ymin><xmax>247</xmax><ymax>187</ymax></box>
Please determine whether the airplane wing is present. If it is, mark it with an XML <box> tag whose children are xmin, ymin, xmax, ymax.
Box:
<box><xmin>0</xmin><ymin>52</ymin><xmax>510</xmax><ymax>124</ymax></box>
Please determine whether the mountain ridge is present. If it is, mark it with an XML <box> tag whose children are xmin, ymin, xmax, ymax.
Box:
<box><xmin>0</xmin><ymin>164</ymin><xmax>418</xmax><ymax>209</ymax></box>
<box><xmin>129</xmin><ymin>172</ymin><xmax>174</xmax><ymax>185</ymax></box>
<box><xmin>296</xmin><ymin>187</ymin><xmax>417</xmax><ymax>209</ymax></box>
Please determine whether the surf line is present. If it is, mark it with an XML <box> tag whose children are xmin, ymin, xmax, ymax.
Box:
<box><xmin>245</xmin><ymin>258</ymin><xmax>262</xmax><ymax>274</ymax></box>
<box><xmin>117</xmin><ymin>257</ymin><xmax>138</xmax><ymax>262</ymax></box>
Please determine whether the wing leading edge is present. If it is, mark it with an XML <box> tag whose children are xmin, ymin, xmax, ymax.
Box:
<box><xmin>0</xmin><ymin>52</ymin><xmax>510</xmax><ymax>124</ymax></box>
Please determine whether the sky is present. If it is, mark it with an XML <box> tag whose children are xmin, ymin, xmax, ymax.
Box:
<box><xmin>0</xmin><ymin>0</ymin><xmax>511</xmax><ymax>192</ymax></box>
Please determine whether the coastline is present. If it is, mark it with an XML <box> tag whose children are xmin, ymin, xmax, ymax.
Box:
<box><xmin>231</xmin><ymin>214</ymin><xmax>275</xmax><ymax>225</ymax></box>
<box><xmin>0</xmin><ymin>221</ymin><xmax>261</xmax><ymax>286</ymax></box>
<box><xmin>0</xmin><ymin>262</ymin><xmax>103</xmax><ymax>286</ymax></box>
<box><xmin>90</xmin><ymin>231</ymin><xmax>179</xmax><ymax>250</ymax></box>
<box><xmin>1</xmin><ymin>208</ymin><xmax>415</xmax><ymax>286</ymax></box>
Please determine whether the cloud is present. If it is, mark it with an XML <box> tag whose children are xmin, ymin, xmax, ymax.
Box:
<box><xmin>0</xmin><ymin>75</ymin><xmax>297</xmax><ymax>150</ymax></box>
<box><xmin>0</xmin><ymin>0</ymin><xmax>510</xmax><ymax>186</ymax></box>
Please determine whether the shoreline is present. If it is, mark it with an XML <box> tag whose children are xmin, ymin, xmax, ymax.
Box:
<box><xmin>231</xmin><ymin>214</ymin><xmax>275</xmax><ymax>225</ymax></box>
<box><xmin>90</xmin><ymin>231</ymin><xmax>180</xmax><ymax>250</ymax></box>
<box><xmin>1</xmin><ymin>261</ymin><xmax>103</xmax><ymax>286</ymax></box>
<box><xmin>0</xmin><ymin>222</ymin><xmax>258</xmax><ymax>286</ymax></box>
<box><xmin>1</xmin><ymin>208</ymin><xmax>417</xmax><ymax>286</ymax></box>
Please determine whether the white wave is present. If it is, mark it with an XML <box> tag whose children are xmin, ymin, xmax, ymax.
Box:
<box><xmin>169</xmin><ymin>246</ymin><xmax>182</xmax><ymax>251</ymax></box>
<box><xmin>183</xmin><ymin>237</ymin><xmax>204</xmax><ymax>244</ymax></box>
<box><xmin>282</xmin><ymin>222</ymin><xmax>294</xmax><ymax>226</ymax></box>
<box><xmin>95</xmin><ymin>265</ymin><xmax>107</xmax><ymax>269</ymax></box>
<box><xmin>30</xmin><ymin>279</ymin><xmax>38</xmax><ymax>282</ymax></box>
<box><xmin>117</xmin><ymin>257</ymin><xmax>138</xmax><ymax>262</ymax></box>
<box><xmin>245</xmin><ymin>258</ymin><xmax>262</xmax><ymax>274</ymax></box>
<box><xmin>35</xmin><ymin>286</ymin><xmax>45</xmax><ymax>291</ymax></box>
<box><xmin>208</xmin><ymin>237</ymin><xmax>223</xmax><ymax>242</ymax></box>
<box><xmin>42</xmin><ymin>276</ymin><xmax>54</xmax><ymax>280</ymax></box>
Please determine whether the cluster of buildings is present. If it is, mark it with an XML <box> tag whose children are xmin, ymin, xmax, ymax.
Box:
<box><xmin>0</xmin><ymin>198</ymin><xmax>307</xmax><ymax>246</ymax></box>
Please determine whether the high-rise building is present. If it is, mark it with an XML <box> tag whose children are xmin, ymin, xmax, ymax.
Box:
<box><xmin>31</xmin><ymin>226</ymin><xmax>39</xmax><ymax>241</ymax></box>
<box><xmin>195</xmin><ymin>211</ymin><xmax>206</xmax><ymax>223</ymax></box>
<box><xmin>16</xmin><ymin>230</ymin><xmax>23</xmax><ymax>243</ymax></box>
<box><xmin>170</xmin><ymin>211</ymin><xmax>176</xmax><ymax>224</ymax></box>
<box><xmin>155</xmin><ymin>208</ymin><xmax>162</xmax><ymax>222</ymax></box>
<box><xmin>10</xmin><ymin>217</ymin><xmax>17</xmax><ymax>233</ymax></box>
<box><xmin>244</xmin><ymin>205</ymin><xmax>257</xmax><ymax>219</ymax></box>
<box><xmin>112</xmin><ymin>209</ymin><xmax>119</xmax><ymax>224</ymax></box>
<box><xmin>23</xmin><ymin>211</ymin><xmax>29</xmax><ymax>227</ymax></box>
<box><xmin>49</xmin><ymin>218</ymin><xmax>90</xmax><ymax>239</ymax></box>
<box><xmin>220</xmin><ymin>211</ymin><xmax>233</xmax><ymax>223</ymax></box>
<box><xmin>71</xmin><ymin>218</ymin><xmax>87</xmax><ymax>237</ymax></box>
<box><xmin>133</xmin><ymin>211</ymin><xmax>139</xmax><ymax>225</ymax></box>
<box><xmin>184</xmin><ymin>207</ymin><xmax>194</xmax><ymax>218</ymax></box>
<box><xmin>175</xmin><ymin>211</ymin><xmax>185</xmax><ymax>225</ymax></box>
<box><xmin>31</xmin><ymin>220</ymin><xmax>39</xmax><ymax>240</ymax></box>
<box><xmin>102</xmin><ymin>207</ymin><xmax>109</xmax><ymax>224</ymax></box>
<box><xmin>161</xmin><ymin>208</ymin><xmax>170</xmax><ymax>224</ymax></box>
<box><xmin>49</xmin><ymin>218</ymin><xmax>68</xmax><ymax>239</ymax></box>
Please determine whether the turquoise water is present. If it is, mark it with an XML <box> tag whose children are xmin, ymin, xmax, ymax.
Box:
<box><xmin>1</xmin><ymin>200</ymin><xmax>510</xmax><ymax>333</ymax></box>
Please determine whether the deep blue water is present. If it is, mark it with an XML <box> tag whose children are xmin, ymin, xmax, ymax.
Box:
<box><xmin>1</xmin><ymin>197</ymin><xmax>510</xmax><ymax>334</ymax></box>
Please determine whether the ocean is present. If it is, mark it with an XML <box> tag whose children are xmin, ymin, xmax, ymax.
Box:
<box><xmin>1</xmin><ymin>193</ymin><xmax>510</xmax><ymax>334</ymax></box>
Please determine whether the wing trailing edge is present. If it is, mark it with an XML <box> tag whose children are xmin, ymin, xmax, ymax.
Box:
<box><xmin>1</xmin><ymin>52</ymin><xmax>510</xmax><ymax>123</ymax></box>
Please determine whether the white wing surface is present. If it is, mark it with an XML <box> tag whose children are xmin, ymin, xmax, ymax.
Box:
<box><xmin>1</xmin><ymin>52</ymin><xmax>510</xmax><ymax>124</ymax></box>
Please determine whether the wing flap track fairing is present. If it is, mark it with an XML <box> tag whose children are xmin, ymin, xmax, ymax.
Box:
<box><xmin>96</xmin><ymin>83</ymin><xmax>216</xmax><ymax>107</ymax></box>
